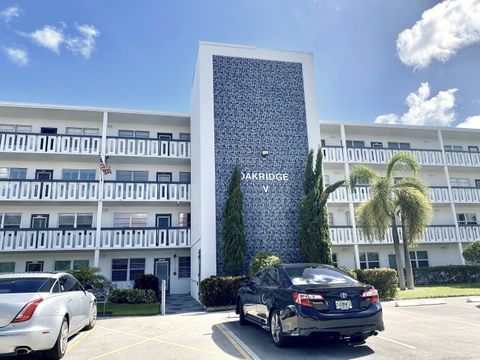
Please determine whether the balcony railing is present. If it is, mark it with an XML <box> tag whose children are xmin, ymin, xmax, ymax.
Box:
<box><xmin>0</xmin><ymin>227</ymin><xmax>191</xmax><ymax>251</ymax></box>
<box><xmin>458</xmin><ymin>225</ymin><xmax>480</xmax><ymax>242</ymax></box>
<box><xmin>106</xmin><ymin>136</ymin><xmax>190</xmax><ymax>158</ymax></box>
<box><xmin>328</xmin><ymin>186</ymin><xmax>450</xmax><ymax>203</ymax></box>
<box><xmin>0</xmin><ymin>131</ymin><xmax>101</xmax><ymax>155</ymax></box>
<box><xmin>330</xmin><ymin>225</ymin><xmax>459</xmax><ymax>245</ymax></box>
<box><xmin>451</xmin><ymin>187</ymin><xmax>480</xmax><ymax>203</ymax></box>
<box><xmin>445</xmin><ymin>150</ymin><xmax>480</xmax><ymax>167</ymax></box>
<box><xmin>0</xmin><ymin>180</ymin><xmax>190</xmax><ymax>202</ymax></box>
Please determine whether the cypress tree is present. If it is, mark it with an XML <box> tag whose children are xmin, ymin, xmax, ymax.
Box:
<box><xmin>221</xmin><ymin>166</ymin><xmax>247</xmax><ymax>275</ymax></box>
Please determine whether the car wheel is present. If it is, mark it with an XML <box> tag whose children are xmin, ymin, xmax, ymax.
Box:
<box><xmin>44</xmin><ymin>317</ymin><xmax>69</xmax><ymax>359</ymax></box>
<box><xmin>270</xmin><ymin>311</ymin><xmax>289</xmax><ymax>347</ymax></box>
<box><xmin>84</xmin><ymin>302</ymin><xmax>97</xmax><ymax>330</ymax></box>
<box><xmin>238</xmin><ymin>299</ymin><xmax>248</xmax><ymax>326</ymax></box>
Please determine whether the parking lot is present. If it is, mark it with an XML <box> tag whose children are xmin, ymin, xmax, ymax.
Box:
<box><xmin>7</xmin><ymin>296</ymin><xmax>480</xmax><ymax>360</ymax></box>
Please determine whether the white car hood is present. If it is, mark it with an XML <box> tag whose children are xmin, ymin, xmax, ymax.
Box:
<box><xmin>0</xmin><ymin>293</ymin><xmax>41</xmax><ymax>328</ymax></box>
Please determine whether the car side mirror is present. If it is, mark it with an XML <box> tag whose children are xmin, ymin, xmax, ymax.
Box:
<box><xmin>85</xmin><ymin>283</ymin><xmax>93</xmax><ymax>291</ymax></box>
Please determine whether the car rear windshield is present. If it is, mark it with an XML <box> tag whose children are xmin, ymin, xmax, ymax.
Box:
<box><xmin>0</xmin><ymin>278</ymin><xmax>54</xmax><ymax>293</ymax></box>
<box><xmin>285</xmin><ymin>267</ymin><xmax>358</xmax><ymax>286</ymax></box>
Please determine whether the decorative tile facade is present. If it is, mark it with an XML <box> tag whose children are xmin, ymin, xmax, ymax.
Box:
<box><xmin>213</xmin><ymin>55</ymin><xmax>309</xmax><ymax>273</ymax></box>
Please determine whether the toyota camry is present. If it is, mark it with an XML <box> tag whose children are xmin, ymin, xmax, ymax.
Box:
<box><xmin>236</xmin><ymin>264</ymin><xmax>384</xmax><ymax>346</ymax></box>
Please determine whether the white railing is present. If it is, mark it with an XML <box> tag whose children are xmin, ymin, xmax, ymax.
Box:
<box><xmin>323</xmin><ymin>146</ymin><xmax>344</xmax><ymax>162</ymax></box>
<box><xmin>458</xmin><ymin>225</ymin><xmax>480</xmax><ymax>242</ymax></box>
<box><xmin>346</xmin><ymin>148</ymin><xmax>443</xmax><ymax>166</ymax></box>
<box><xmin>0</xmin><ymin>227</ymin><xmax>191</xmax><ymax>251</ymax></box>
<box><xmin>429</xmin><ymin>187</ymin><xmax>450</xmax><ymax>203</ymax></box>
<box><xmin>330</xmin><ymin>225</ymin><xmax>458</xmax><ymax>245</ymax></box>
<box><xmin>100</xmin><ymin>228</ymin><xmax>190</xmax><ymax>249</ymax></box>
<box><xmin>328</xmin><ymin>186</ymin><xmax>449</xmax><ymax>203</ymax></box>
<box><xmin>106</xmin><ymin>137</ymin><xmax>190</xmax><ymax>158</ymax></box>
<box><xmin>451</xmin><ymin>187</ymin><xmax>480</xmax><ymax>203</ymax></box>
<box><xmin>0</xmin><ymin>132</ymin><xmax>100</xmax><ymax>155</ymax></box>
<box><xmin>0</xmin><ymin>180</ymin><xmax>190</xmax><ymax>202</ymax></box>
<box><xmin>445</xmin><ymin>151</ymin><xmax>480</xmax><ymax>167</ymax></box>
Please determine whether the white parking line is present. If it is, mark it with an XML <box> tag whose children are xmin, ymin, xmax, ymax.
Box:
<box><xmin>376</xmin><ymin>335</ymin><xmax>416</xmax><ymax>349</ymax></box>
<box><xmin>396</xmin><ymin>308</ymin><xmax>480</xmax><ymax>327</ymax></box>
<box><xmin>221</xmin><ymin>323</ymin><xmax>262</xmax><ymax>360</ymax></box>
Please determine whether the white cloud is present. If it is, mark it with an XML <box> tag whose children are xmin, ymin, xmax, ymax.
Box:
<box><xmin>0</xmin><ymin>5</ymin><xmax>22</xmax><ymax>24</ymax></box>
<box><xmin>66</xmin><ymin>24</ymin><xmax>100</xmax><ymax>59</ymax></box>
<box><xmin>29</xmin><ymin>25</ymin><xmax>65</xmax><ymax>54</ymax></box>
<box><xmin>457</xmin><ymin>115</ymin><xmax>480</xmax><ymax>128</ymax></box>
<box><xmin>375</xmin><ymin>82</ymin><xmax>457</xmax><ymax>126</ymax></box>
<box><xmin>397</xmin><ymin>0</ymin><xmax>480</xmax><ymax>69</ymax></box>
<box><xmin>3</xmin><ymin>47</ymin><xmax>28</xmax><ymax>66</ymax></box>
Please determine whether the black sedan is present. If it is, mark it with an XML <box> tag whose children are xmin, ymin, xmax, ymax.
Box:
<box><xmin>236</xmin><ymin>263</ymin><xmax>384</xmax><ymax>346</ymax></box>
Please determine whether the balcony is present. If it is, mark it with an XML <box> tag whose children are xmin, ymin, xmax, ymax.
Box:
<box><xmin>0</xmin><ymin>131</ymin><xmax>101</xmax><ymax>155</ymax></box>
<box><xmin>0</xmin><ymin>227</ymin><xmax>191</xmax><ymax>251</ymax></box>
<box><xmin>445</xmin><ymin>150</ymin><xmax>480</xmax><ymax>167</ymax></box>
<box><xmin>106</xmin><ymin>137</ymin><xmax>190</xmax><ymax>158</ymax></box>
<box><xmin>330</xmin><ymin>225</ymin><xmax>458</xmax><ymax>245</ymax></box>
<box><xmin>451</xmin><ymin>187</ymin><xmax>480</xmax><ymax>203</ymax></box>
<box><xmin>458</xmin><ymin>225</ymin><xmax>480</xmax><ymax>242</ymax></box>
<box><xmin>0</xmin><ymin>180</ymin><xmax>190</xmax><ymax>202</ymax></box>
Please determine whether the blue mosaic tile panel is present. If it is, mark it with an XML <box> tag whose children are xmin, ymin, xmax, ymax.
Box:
<box><xmin>213</xmin><ymin>55</ymin><xmax>309</xmax><ymax>273</ymax></box>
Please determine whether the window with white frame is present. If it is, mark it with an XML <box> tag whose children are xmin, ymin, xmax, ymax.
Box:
<box><xmin>113</xmin><ymin>213</ymin><xmax>148</xmax><ymax>228</ymax></box>
<box><xmin>332</xmin><ymin>253</ymin><xmax>338</xmax><ymax>267</ymax></box>
<box><xmin>118</xmin><ymin>130</ymin><xmax>150</xmax><ymax>138</ymax></box>
<box><xmin>111</xmin><ymin>258</ymin><xmax>145</xmax><ymax>281</ymax></box>
<box><xmin>25</xmin><ymin>261</ymin><xmax>44</xmax><ymax>272</ymax></box>
<box><xmin>388</xmin><ymin>142</ymin><xmax>411</xmax><ymax>149</ymax></box>
<box><xmin>0</xmin><ymin>213</ymin><xmax>21</xmax><ymax>228</ymax></box>
<box><xmin>444</xmin><ymin>145</ymin><xmax>463</xmax><ymax>151</ymax></box>
<box><xmin>0</xmin><ymin>124</ymin><xmax>32</xmax><ymax>133</ymax></box>
<box><xmin>346</xmin><ymin>140</ymin><xmax>365</xmax><ymax>148</ymax></box>
<box><xmin>62</xmin><ymin>169</ymin><xmax>96</xmax><ymax>181</ymax></box>
<box><xmin>359</xmin><ymin>252</ymin><xmax>380</xmax><ymax>269</ymax></box>
<box><xmin>58</xmin><ymin>213</ymin><xmax>93</xmax><ymax>228</ymax></box>
<box><xmin>0</xmin><ymin>167</ymin><xmax>27</xmax><ymax>179</ymax></box>
<box><xmin>116</xmin><ymin>170</ymin><xmax>148</xmax><ymax>182</ymax></box>
<box><xmin>409</xmin><ymin>251</ymin><xmax>429</xmax><ymax>268</ymax></box>
<box><xmin>457</xmin><ymin>213</ymin><xmax>477</xmax><ymax>225</ymax></box>
<box><xmin>66</xmin><ymin>127</ymin><xmax>99</xmax><ymax>135</ymax></box>
<box><xmin>450</xmin><ymin>178</ymin><xmax>470</xmax><ymax>187</ymax></box>
<box><xmin>178</xmin><ymin>257</ymin><xmax>191</xmax><ymax>278</ymax></box>
<box><xmin>54</xmin><ymin>260</ymin><xmax>89</xmax><ymax>271</ymax></box>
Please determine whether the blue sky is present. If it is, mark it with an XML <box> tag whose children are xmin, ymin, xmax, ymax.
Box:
<box><xmin>0</xmin><ymin>0</ymin><xmax>479</xmax><ymax>128</ymax></box>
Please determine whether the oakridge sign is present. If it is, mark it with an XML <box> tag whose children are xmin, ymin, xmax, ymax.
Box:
<box><xmin>240</xmin><ymin>172</ymin><xmax>289</xmax><ymax>192</ymax></box>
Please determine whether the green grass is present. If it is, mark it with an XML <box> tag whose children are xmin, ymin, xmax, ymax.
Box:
<box><xmin>97</xmin><ymin>303</ymin><xmax>160</xmax><ymax>316</ymax></box>
<box><xmin>395</xmin><ymin>283</ymin><xmax>480</xmax><ymax>300</ymax></box>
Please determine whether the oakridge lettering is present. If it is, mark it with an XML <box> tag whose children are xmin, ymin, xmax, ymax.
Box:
<box><xmin>241</xmin><ymin>172</ymin><xmax>289</xmax><ymax>181</ymax></box>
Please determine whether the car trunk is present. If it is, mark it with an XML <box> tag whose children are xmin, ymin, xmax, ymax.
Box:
<box><xmin>0</xmin><ymin>293</ymin><xmax>40</xmax><ymax>328</ymax></box>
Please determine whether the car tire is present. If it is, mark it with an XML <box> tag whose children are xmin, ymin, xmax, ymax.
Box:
<box><xmin>44</xmin><ymin>317</ymin><xmax>69</xmax><ymax>360</ymax></box>
<box><xmin>238</xmin><ymin>299</ymin><xmax>248</xmax><ymax>326</ymax></box>
<box><xmin>84</xmin><ymin>302</ymin><xmax>97</xmax><ymax>330</ymax></box>
<box><xmin>270</xmin><ymin>311</ymin><xmax>289</xmax><ymax>347</ymax></box>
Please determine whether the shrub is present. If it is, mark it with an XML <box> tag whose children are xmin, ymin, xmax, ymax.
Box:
<box><xmin>339</xmin><ymin>268</ymin><xmax>357</xmax><ymax>279</ymax></box>
<box><xmin>109</xmin><ymin>288</ymin><xmax>157</xmax><ymax>304</ymax></box>
<box><xmin>248</xmin><ymin>252</ymin><xmax>282</xmax><ymax>277</ymax></box>
<box><xmin>134</xmin><ymin>274</ymin><xmax>160</xmax><ymax>298</ymax></box>
<box><xmin>68</xmin><ymin>267</ymin><xmax>109</xmax><ymax>288</ymax></box>
<box><xmin>199</xmin><ymin>276</ymin><xmax>247</xmax><ymax>307</ymax></box>
<box><xmin>463</xmin><ymin>241</ymin><xmax>480</xmax><ymax>264</ymax></box>
<box><xmin>413</xmin><ymin>265</ymin><xmax>480</xmax><ymax>285</ymax></box>
<box><xmin>354</xmin><ymin>268</ymin><xmax>398</xmax><ymax>300</ymax></box>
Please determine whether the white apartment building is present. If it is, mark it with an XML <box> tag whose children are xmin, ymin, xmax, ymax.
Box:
<box><xmin>1</xmin><ymin>43</ymin><xmax>479</xmax><ymax>299</ymax></box>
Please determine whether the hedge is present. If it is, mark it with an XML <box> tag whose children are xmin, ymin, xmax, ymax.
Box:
<box><xmin>413</xmin><ymin>265</ymin><xmax>480</xmax><ymax>285</ymax></box>
<box><xmin>248</xmin><ymin>252</ymin><xmax>282</xmax><ymax>277</ymax></box>
<box><xmin>108</xmin><ymin>288</ymin><xmax>157</xmax><ymax>304</ymax></box>
<box><xmin>134</xmin><ymin>274</ymin><xmax>160</xmax><ymax>298</ymax></box>
<box><xmin>199</xmin><ymin>276</ymin><xmax>247</xmax><ymax>307</ymax></box>
<box><xmin>353</xmin><ymin>268</ymin><xmax>398</xmax><ymax>300</ymax></box>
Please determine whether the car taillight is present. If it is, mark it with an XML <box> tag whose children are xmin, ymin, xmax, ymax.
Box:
<box><xmin>361</xmin><ymin>288</ymin><xmax>379</xmax><ymax>304</ymax></box>
<box><xmin>11</xmin><ymin>298</ymin><xmax>43</xmax><ymax>323</ymax></box>
<box><xmin>293</xmin><ymin>292</ymin><xmax>324</xmax><ymax>308</ymax></box>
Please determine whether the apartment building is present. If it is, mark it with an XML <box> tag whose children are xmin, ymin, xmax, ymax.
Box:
<box><xmin>1</xmin><ymin>43</ymin><xmax>479</xmax><ymax>298</ymax></box>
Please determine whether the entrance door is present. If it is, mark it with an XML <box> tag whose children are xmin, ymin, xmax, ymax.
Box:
<box><xmin>41</xmin><ymin>127</ymin><xmax>57</xmax><ymax>134</ymax></box>
<box><xmin>156</xmin><ymin>214</ymin><xmax>171</xmax><ymax>245</ymax></box>
<box><xmin>31</xmin><ymin>214</ymin><xmax>49</xmax><ymax>249</ymax></box>
<box><xmin>35</xmin><ymin>170</ymin><xmax>53</xmax><ymax>198</ymax></box>
<box><xmin>157</xmin><ymin>133</ymin><xmax>172</xmax><ymax>156</ymax></box>
<box><xmin>155</xmin><ymin>258</ymin><xmax>170</xmax><ymax>293</ymax></box>
<box><xmin>40</xmin><ymin>128</ymin><xmax>57</xmax><ymax>152</ymax></box>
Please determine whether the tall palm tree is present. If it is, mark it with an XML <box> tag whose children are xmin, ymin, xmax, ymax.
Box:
<box><xmin>348</xmin><ymin>152</ymin><xmax>432</xmax><ymax>290</ymax></box>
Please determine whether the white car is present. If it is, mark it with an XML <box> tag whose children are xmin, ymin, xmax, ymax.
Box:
<box><xmin>0</xmin><ymin>272</ymin><xmax>97</xmax><ymax>359</ymax></box>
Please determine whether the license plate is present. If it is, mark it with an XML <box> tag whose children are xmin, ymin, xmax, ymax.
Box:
<box><xmin>335</xmin><ymin>300</ymin><xmax>352</xmax><ymax>310</ymax></box>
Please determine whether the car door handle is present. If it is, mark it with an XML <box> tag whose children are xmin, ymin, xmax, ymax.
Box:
<box><xmin>67</xmin><ymin>297</ymin><xmax>72</xmax><ymax>303</ymax></box>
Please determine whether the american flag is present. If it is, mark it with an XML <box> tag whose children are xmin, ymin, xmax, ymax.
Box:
<box><xmin>99</xmin><ymin>157</ymin><xmax>112</xmax><ymax>175</ymax></box>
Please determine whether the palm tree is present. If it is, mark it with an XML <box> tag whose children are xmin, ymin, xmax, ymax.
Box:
<box><xmin>68</xmin><ymin>267</ymin><xmax>109</xmax><ymax>288</ymax></box>
<box><xmin>348</xmin><ymin>152</ymin><xmax>432</xmax><ymax>290</ymax></box>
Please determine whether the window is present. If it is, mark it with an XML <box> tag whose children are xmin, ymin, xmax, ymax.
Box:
<box><xmin>468</xmin><ymin>146</ymin><xmax>479</xmax><ymax>152</ymax></box>
<box><xmin>157</xmin><ymin>132</ymin><xmax>173</xmax><ymax>140</ymax></box>
<box><xmin>476</xmin><ymin>180</ymin><xmax>480</xmax><ymax>188</ymax></box>
<box><xmin>346</xmin><ymin>140</ymin><xmax>365</xmax><ymax>148</ymax></box>
<box><xmin>54</xmin><ymin>260</ymin><xmax>90</xmax><ymax>271</ymax></box>
<box><xmin>62</xmin><ymin>169</ymin><xmax>96</xmax><ymax>181</ymax></box>
<box><xmin>73</xmin><ymin>260</ymin><xmax>89</xmax><ymax>270</ymax></box>
<box><xmin>58</xmin><ymin>213</ymin><xmax>93</xmax><ymax>228</ymax></box>
<box><xmin>359</xmin><ymin>252</ymin><xmax>380</xmax><ymax>269</ymax></box>
<box><xmin>0</xmin><ymin>124</ymin><xmax>32</xmax><ymax>133</ymax></box>
<box><xmin>285</xmin><ymin>266</ymin><xmax>358</xmax><ymax>285</ymax></box>
<box><xmin>66</xmin><ymin>127</ymin><xmax>99</xmax><ymax>135</ymax></box>
<box><xmin>388</xmin><ymin>142</ymin><xmax>411</xmax><ymax>149</ymax></box>
<box><xmin>179</xmin><ymin>133</ymin><xmax>191</xmax><ymax>140</ymax></box>
<box><xmin>111</xmin><ymin>258</ymin><xmax>145</xmax><ymax>281</ymax></box>
<box><xmin>179</xmin><ymin>172</ymin><xmax>191</xmax><ymax>183</ymax></box>
<box><xmin>321</xmin><ymin>139</ymin><xmax>326</xmax><ymax>147</ymax></box>
<box><xmin>119</xmin><ymin>130</ymin><xmax>150</xmax><ymax>138</ymax></box>
<box><xmin>250</xmin><ymin>269</ymin><xmax>265</xmax><ymax>285</ymax></box>
<box><xmin>328</xmin><ymin>213</ymin><xmax>334</xmax><ymax>226</ymax></box>
<box><xmin>444</xmin><ymin>145</ymin><xmax>463</xmax><ymax>151</ymax></box>
<box><xmin>0</xmin><ymin>262</ymin><xmax>15</xmax><ymax>273</ymax></box>
<box><xmin>450</xmin><ymin>178</ymin><xmax>470</xmax><ymax>187</ymax></box>
<box><xmin>0</xmin><ymin>167</ymin><xmax>27</xmax><ymax>179</ymax></box>
<box><xmin>60</xmin><ymin>275</ymin><xmax>83</xmax><ymax>292</ymax></box>
<box><xmin>25</xmin><ymin>261</ymin><xmax>44</xmax><ymax>272</ymax></box>
<box><xmin>261</xmin><ymin>268</ymin><xmax>279</xmax><ymax>287</ymax></box>
<box><xmin>371</xmin><ymin>141</ymin><xmax>383</xmax><ymax>148</ymax></box>
<box><xmin>457</xmin><ymin>213</ymin><xmax>477</xmax><ymax>225</ymax></box>
<box><xmin>410</xmin><ymin>251</ymin><xmax>429</xmax><ymax>268</ymax></box>
<box><xmin>178</xmin><ymin>257</ymin><xmax>191</xmax><ymax>278</ymax></box>
<box><xmin>116</xmin><ymin>170</ymin><xmax>149</xmax><ymax>182</ymax></box>
<box><xmin>332</xmin><ymin>254</ymin><xmax>338</xmax><ymax>267</ymax></box>
<box><xmin>114</xmin><ymin>213</ymin><xmax>148</xmax><ymax>228</ymax></box>
<box><xmin>157</xmin><ymin>172</ymin><xmax>172</xmax><ymax>182</ymax></box>
<box><xmin>1</xmin><ymin>213</ymin><xmax>21</xmax><ymax>228</ymax></box>
<box><xmin>179</xmin><ymin>213</ymin><xmax>191</xmax><ymax>228</ymax></box>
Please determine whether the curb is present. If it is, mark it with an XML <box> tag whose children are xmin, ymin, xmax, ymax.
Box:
<box><xmin>395</xmin><ymin>299</ymin><xmax>447</xmax><ymax>307</ymax></box>
<box><xmin>467</xmin><ymin>296</ymin><xmax>480</xmax><ymax>303</ymax></box>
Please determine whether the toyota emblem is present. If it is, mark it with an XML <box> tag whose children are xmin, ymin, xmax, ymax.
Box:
<box><xmin>339</xmin><ymin>292</ymin><xmax>348</xmax><ymax>299</ymax></box>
